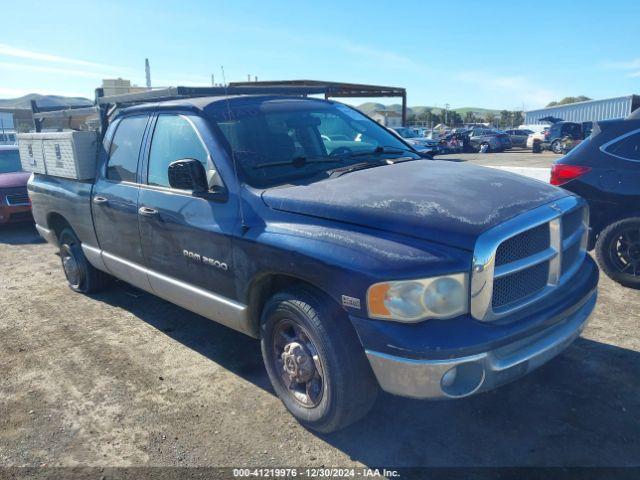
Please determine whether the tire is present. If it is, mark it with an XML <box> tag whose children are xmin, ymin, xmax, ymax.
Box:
<box><xmin>595</xmin><ymin>217</ymin><xmax>640</xmax><ymax>289</ymax></box>
<box><xmin>551</xmin><ymin>139</ymin><xmax>563</xmax><ymax>154</ymax></box>
<box><xmin>260</xmin><ymin>286</ymin><xmax>378</xmax><ymax>433</ymax></box>
<box><xmin>58</xmin><ymin>228</ymin><xmax>111</xmax><ymax>293</ymax></box>
<box><xmin>479</xmin><ymin>142</ymin><xmax>491</xmax><ymax>153</ymax></box>
<box><xmin>532</xmin><ymin>140</ymin><xmax>542</xmax><ymax>153</ymax></box>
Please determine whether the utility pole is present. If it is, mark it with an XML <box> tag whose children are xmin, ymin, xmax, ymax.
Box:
<box><xmin>211</xmin><ymin>74</ymin><xmax>215</xmax><ymax>86</ymax></box>
<box><xmin>145</xmin><ymin>58</ymin><xmax>151</xmax><ymax>89</ymax></box>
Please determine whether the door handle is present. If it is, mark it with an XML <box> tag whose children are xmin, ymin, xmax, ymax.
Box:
<box><xmin>93</xmin><ymin>196</ymin><xmax>108</xmax><ymax>205</ymax></box>
<box><xmin>138</xmin><ymin>206</ymin><xmax>158</xmax><ymax>216</ymax></box>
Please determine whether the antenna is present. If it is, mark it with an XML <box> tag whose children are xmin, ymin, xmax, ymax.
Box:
<box><xmin>221</xmin><ymin>66</ymin><xmax>247</xmax><ymax>230</ymax></box>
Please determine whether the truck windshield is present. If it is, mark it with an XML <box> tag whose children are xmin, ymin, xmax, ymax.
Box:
<box><xmin>0</xmin><ymin>149</ymin><xmax>22</xmax><ymax>174</ymax></box>
<box><xmin>205</xmin><ymin>98</ymin><xmax>420</xmax><ymax>188</ymax></box>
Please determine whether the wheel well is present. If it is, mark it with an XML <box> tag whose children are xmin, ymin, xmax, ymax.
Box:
<box><xmin>246</xmin><ymin>274</ymin><xmax>333</xmax><ymax>338</ymax></box>
<box><xmin>591</xmin><ymin>211</ymin><xmax>640</xmax><ymax>245</ymax></box>
<box><xmin>47</xmin><ymin>213</ymin><xmax>71</xmax><ymax>240</ymax></box>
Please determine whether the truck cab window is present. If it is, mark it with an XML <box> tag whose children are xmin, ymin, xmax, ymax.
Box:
<box><xmin>106</xmin><ymin>115</ymin><xmax>148</xmax><ymax>182</ymax></box>
<box><xmin>148</xmin><ymin>114</ymin><xmax>209</xmax><ymax>188</ymax></box>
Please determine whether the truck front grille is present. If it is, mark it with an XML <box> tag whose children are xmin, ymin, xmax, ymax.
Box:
<box><xmin>6</xmin><ymin>193</ymin><xmax>30</xmax><ymax>206</ymax></box>
<box><xmin>493</xmin><ymin>261</ymin><xmax>550</xmax><ymax>309</ymax></box>
<box><xmin>471</xmin><ymin>197</ymin><xmax>588</xmax><ymax>321</ymax></box>
<box><xmin>495</xmin><ymin>223</ymin><xmax>550</xmax><ymax>266</ymax></box>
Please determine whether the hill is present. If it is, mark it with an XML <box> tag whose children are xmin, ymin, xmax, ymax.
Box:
<box><xmin>355</xmin><ymin>102</ymin><xmax>501</xmax><ymax>118</ymax></box>
<box><xmin>0</xmin><ymin>94</ymin><xmax>92</xmax><ymax>109</ymax></box>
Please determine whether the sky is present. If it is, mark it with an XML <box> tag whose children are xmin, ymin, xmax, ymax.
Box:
<box><xmin>1</xmin><ymin>0</ymin><xmax>639</xmax><ymax>110</ymax></box>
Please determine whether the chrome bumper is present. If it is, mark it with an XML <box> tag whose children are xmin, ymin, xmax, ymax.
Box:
<box><xmin>366</xmin><ymin>290</ymin><xmax>597</xmax><ymax>399</ymax></box>
<box><xmin>35</xmin><ymin>224</ymin><xmax>58</xmax><ymax>246</ymax></box>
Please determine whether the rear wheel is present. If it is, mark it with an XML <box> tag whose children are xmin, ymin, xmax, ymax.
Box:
<box><xmin>58</xmin><ymin>228</ymin><xmax>111</xmax><ymax>293</ymax></box>
<box><xmin>595</xmin><ymin>217</ymin><xmax>640</xmax><ymax>289</ymax></box>
<box><xmin>260</xmin><ymin>286</ymin><xmax>378</xmax><ymax>433</ymax></box>
<box><xmin>479</xmin><ymin>142</ymin><xmax>491</xmax><ymax>153</ymax></box>
<box><xmin>532</xmin><ymin>139</ymin><xmax>542</xmax><ymax>153</ymax></box>
<box><xmin>551</xmin><ymin>139</ymin><xmax>563</xmax><ymax>154</ymax></box>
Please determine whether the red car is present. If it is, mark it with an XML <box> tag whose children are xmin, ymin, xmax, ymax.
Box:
<box><xmin>0</xmin><ymin>145</ymin><xmax>32</xmax><ymax>225</ymax></box>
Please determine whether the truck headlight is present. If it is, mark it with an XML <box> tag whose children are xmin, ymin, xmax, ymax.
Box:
<box><xmin>367</xmin><ymin>273</ymin><xmax>468</xmax><ymax>322</ymax></box>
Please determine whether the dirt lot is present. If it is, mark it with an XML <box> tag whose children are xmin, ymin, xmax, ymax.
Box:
<box><xmin>1</xmin><ymin>220</ymin><xmax>639</xmax><ymax>469</ymax></box>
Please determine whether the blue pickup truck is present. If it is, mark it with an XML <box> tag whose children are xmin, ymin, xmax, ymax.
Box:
<box><xmin>28</xmin><ymin>93</ymin><xmax>599</xmax><ymax>432</ymax></box>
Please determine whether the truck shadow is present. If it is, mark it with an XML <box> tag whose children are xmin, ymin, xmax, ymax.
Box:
<box><xmin>0</xmin><ymin>222</ymin><xmax>44</xmax><ymax>245</ymax></box>
<box><xmin>94</xmin><ymin>283</ymin><xmax>639</xmax><ymax>467</ymax></box>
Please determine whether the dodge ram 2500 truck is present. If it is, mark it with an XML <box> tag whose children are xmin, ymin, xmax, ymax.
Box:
<box><xmin>28</xmin><ymin>94</ymin><xmax>599</xmax><ymax>432</ymax></box>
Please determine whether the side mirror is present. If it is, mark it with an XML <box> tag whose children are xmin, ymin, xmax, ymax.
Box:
<box><xmin>168</xmin><ymin>159</ymin><xmax>209</xmax><ymax>193</ymax></box>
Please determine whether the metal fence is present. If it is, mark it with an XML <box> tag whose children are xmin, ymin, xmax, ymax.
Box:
<box><xmin>524</xmin><ymin>95</ymin><xmax>640</xmax><ymax>124</ymax></box>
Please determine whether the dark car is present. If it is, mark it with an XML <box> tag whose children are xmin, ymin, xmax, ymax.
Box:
<box><xmin>505</xmin><ymin>129</ymin><xmax>533</xmax><ymax>148</ymax></box>
<box><xmin>0</xmin><ymin>145</ymin><xmax>32</xmax><ymax>225</ymax></box>
<box><xmin>466</xmin><ymin>127</ymin><xmax>512</xmax><ymax>152</ymax></box>
<box><xmin>551</xmin><ymin>112</ymin><xmax>640</xmax><ymax>288</ymax></box>
<box><xmin>544</xmin><ymin>121</ymin><xmax>584</xmax><ymax>154</ymax></box>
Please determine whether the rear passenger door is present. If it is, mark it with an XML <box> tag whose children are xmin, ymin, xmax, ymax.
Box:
<box><xmin>137</xmin><ymin>113</ymin><xmax>241</xmax><ymax>319</ymax></box>
<box><xmin>92</xmin><ymin>114</ymin><xmax>151</xmax><ymax>291</ymax></box>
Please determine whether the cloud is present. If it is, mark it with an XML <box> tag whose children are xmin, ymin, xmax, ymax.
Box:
<box><xmin>0</xmin><ymin>61</ymin><xmax>113</xmax><ymax>79</ymax></box>
<box><xmin>0</xmin><ymin>86</ymin><xmax>89</xmax><ymax>98</ymax></box>
<box><xmin>340</xmin><ymin>42</ymin><xmax>428</xmax><ymax>73</ymax></box>
<box><xmin>602</xmin><ymin>58</ymin><xmax>640</xmax><ymax>70</ymax></box>
<box><xmin>0</xmin><ymin>43</ymin><xmax>124</xmax><ymax>70</ymax></box>
<box><xmin>455</xmin><ymin>71</ymin><xmax>557</xmax><ymax>108</ymax></box>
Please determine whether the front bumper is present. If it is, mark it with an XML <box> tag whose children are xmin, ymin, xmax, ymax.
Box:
<box><xmin>365</xmin><ymin>290</ymin><xmax>596</xmax><ymax>399</ymax></box>
<box><xmin>0</xmin><ymin>204</ymin><xmax>32</xmax><ymax>224</ymax></box>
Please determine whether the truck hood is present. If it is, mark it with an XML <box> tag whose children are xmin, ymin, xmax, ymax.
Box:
<box><xmin>262</xmin><ymin>160</ymin><xmax>568</xmax><ymax>251</ymax></box>
<box><xmin>0</xmin><ymin>172</ymin><xmax>30</xmax><ymax>189</ymax></box>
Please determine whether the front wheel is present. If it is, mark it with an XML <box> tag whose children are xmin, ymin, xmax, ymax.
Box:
<box><xmin>260</xmin><ymin>287</ymin><xmax>378</xmax><ymax>433</ymax></box>
<box><xmin>58</xmin><ymin>228</ymin><xmax>111</xmax><ymax>293</ymax></box>
<box><xmin>595</xmin><ymin>217</ymin><xmax>640</xmax><ymax>289</ymax></box>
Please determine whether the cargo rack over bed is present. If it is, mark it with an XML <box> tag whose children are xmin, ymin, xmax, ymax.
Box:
<box><xmin>29</xmin><ymin>81</ymin><xmax>408</xmax><ymax>137</ymax></box>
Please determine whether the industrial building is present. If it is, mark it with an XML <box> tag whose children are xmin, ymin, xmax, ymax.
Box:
<box><xmin>525</xmin><ymin>95</ymin><xmax>640</xmax><ymax>125</ymax></box>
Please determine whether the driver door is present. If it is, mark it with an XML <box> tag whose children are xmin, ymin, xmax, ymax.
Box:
<box><xmin>137</xmin><ymin>113</ymin><xmax>242</xmax><ymax>326</ymax></box>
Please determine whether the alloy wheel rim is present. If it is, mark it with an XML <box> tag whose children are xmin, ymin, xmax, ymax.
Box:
<box><xmin>610</xmin><ymin>228</ymin><xmax>640</xmax><ymax>277</ymax></box>
<box><xmin>272</xmin><ymin>319</ymin><xmax>324</xmax><ymax>408</ymax></box>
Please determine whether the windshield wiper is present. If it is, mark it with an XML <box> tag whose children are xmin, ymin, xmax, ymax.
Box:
<box><xmin>253</xmin><ymin>156</ymin><xmax>342</xmax><ymax>169</ymax></box>
<box><xmin>326</xmin><ymin>160</ymin><xmax>389</xmax><ymax>178</ymax></box>
<box><xmin>343</xmin><ymin>145</ymin><xmax>420</xmax><ymax>158</ymax></box>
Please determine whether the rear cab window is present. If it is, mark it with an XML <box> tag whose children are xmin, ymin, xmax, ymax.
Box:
<box><xmin>106</xmin><ymin>115</ymin><xmax>148</xmax><ymax>182</ymax></box>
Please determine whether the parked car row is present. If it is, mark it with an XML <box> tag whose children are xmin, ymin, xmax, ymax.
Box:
<box><xmin>392</xmin><ymin>126</ymin><xmax>512</xmax><ymax>154</ymax></box>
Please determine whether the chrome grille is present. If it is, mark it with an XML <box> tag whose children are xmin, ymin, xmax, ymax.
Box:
<box><xmin>6</xmin><ymin>193</ymin><xmax>30</xmax><ymax>206</ymax></box>
<box><xmin>493</xmin><ymin>262</ymin><xmax>549</xmax><ymax>309</ymax></box>
<box><xmin>471</xmin><ymin>197</ymin><xmax>588</xmax><ymax>321</ymax></box>
<box><xmin>495</xmin><ymin>223</ymin><xmax>550</xmax><ymax>266</ymax></box>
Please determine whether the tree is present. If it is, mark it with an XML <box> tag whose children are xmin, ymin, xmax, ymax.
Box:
<box><xmin>546</xmin><ymin>96</ymin><xmax>592</xmax><ymax>107</ymax></box>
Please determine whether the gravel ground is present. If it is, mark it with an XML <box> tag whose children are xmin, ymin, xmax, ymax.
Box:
<box><xmin>1</xmin><ymin>219</ymin><xmax>639</xmax><ymax>469</ymax></box>
<box><xmin>436</xmin><ymin>149</ymin><xmax>559</xmax><ymax>168</ymax></box>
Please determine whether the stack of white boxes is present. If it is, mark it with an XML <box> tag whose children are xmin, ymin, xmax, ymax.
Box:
<box><xmin>17</xmin><ymin>131</ymin><xmax>98</xmax><ymax>180</ymax></box>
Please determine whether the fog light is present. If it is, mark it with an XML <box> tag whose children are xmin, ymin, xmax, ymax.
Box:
<box><xmin>441</xmin><ymin>367</ymin><xmax>458</xmax><ymax>388</ymax></box>
<box><xmin>440</xmin><ymin>361</ymin><xmax>485</xmax><ymax>398</ymax></box>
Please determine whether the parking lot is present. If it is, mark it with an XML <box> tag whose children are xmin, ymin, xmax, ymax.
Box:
<box><xmin>1</xmin><ymin>150</ymin><xmax>639</xmax><ymax>468</ymax></box>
